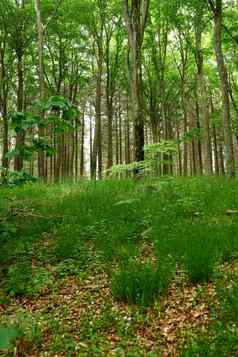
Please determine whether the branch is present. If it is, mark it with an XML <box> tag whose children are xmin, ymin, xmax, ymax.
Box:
<box><xmin>207</xmin><ymin>0</ymin><xmax>216</xmax><ymax>13</ymax></box>
<box><xmin>222</xmin><ymin>24</ymin><xmax>238</xmax><ymax>46</ymax></box>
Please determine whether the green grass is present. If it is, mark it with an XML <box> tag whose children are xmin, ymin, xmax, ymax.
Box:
<box><xmin>1</xmin><ymin>177</ymin><xmax>238</xmax><ymax>355</ymax></box>
<box><xmin>112</xmin><ymin>262</ymin><xmax>166</xmax><ymax>306</ymax></box>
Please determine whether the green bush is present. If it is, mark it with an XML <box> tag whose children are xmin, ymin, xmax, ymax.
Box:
<box><xmin>182</xmin><ymin>224</ymin><xmax>219</xmax><ymax>284</ymax></box>
<box><xmin>0</xmin><ymin>169</ymin><xmax>38</xmax><ymax>187</ymax></box>
<box><xmin>218</xmin><ymin>224</ymin><xmax>238</xmax><ymax>263</ymax></box>
<box><xmin>181</xmin><ymin>324</ymin><xmax>238</xmax><ymax>357</ymax></box>
<box><xmin>54</xmin><ymin>259</ymin><xmax>82</xmax><ymax>278</ymax></box>
<box><xmin>0</xmin><ymin>326</ymin><xmax>20</xmax><ymax>350</ymax></box>
<box><xmin>216</xmin><ymin>278</ymin><xmax>238</xmax><ymax>323</ymax></box>
<box><xmin>111</xmin><ymin>261</ymin><xmax>172</xmax><ymax>306</ymax></box>
<box><xmin>5</xmin><ymin>263</ymin><xmax>53</xmax><ymax>297</ymax></box>
<box><xmin>6</xmin><ymin>262</ymin><xmax>33</xmax><ymax>296</ymax></box>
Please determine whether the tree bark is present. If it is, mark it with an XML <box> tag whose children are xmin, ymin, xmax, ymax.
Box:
<box><xmin>123</xmin><ymin>0</ymin><xmax>150</xmax><ymax>162</ymax></box>
<box><xmin>34</xmin><ymin>0</ymin><xmax>46</xmax><ymax>180</ymax></box>
<box><xmin>80</xmin><ymin>112</ymin><xmax>85</xmax><ymax>177</ymax></box>
<box><xmin>0</xmin><ymin>43</ymin><xmax>9</xmax><ymax>173</ymax></box>
<box><xmin>209</xmin><ymin>0</ymin><xmax>235</xmax><ymax>176</ymax></box>
<box><xmin>195</xmin><ymin>8</ymin><xmax>213</xmax><ymax>175</ymax></box>
<box><xmin>14</xmin><ymin>31</ymin><xmax>24</xmax><ymax>172</ymax></box>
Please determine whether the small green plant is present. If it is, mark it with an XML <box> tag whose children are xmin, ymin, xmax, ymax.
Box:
<box><xmin>216</xmin><ymin>278</ymin><xmax>238</xmax><ymax>323</ymax></box>
<box><xmin>0</xmin><ymin>326</ymin><xmax>20</xmax><ymax>350</ymax></box>
<box><xmin>0</xmin><ymin>221</ymin><xmax>17</xmax><ymax>240</ymax></box>
<box><xmin>54</xmin><ymin>259</ymin><xmax>82</xmax><ymax>278</ymax></box>
<box><xmin>6</xmin><ymin>262</ymin><xmax>33</xmax><ymax>296</ymax></box>
<box><xmin>5</xmin><ymin>263</ymin><xmax>53</xmax><ymax>297</ymax></box>
<box><xmin>182</xmin><ymin>224</ymin><xmax>219</xmax><ymax>284</ymax></box>
<box><xmin>107</xmin><ymin>140</ymin><xmax>177</xmax><ymax>178</ymax></box>
<box><xmin>111</xmin><ymin>261</ymin><xmax>169</xmax><ymax>306</ymax></box>
<box><xmin>181</xmin><ymin>323</ymin><xmax>238</xmax><ymax>357</ymax></box>
<box><xmin>218</xmin><ymin>224</ymin><xmax>238</xmax><ymax>263</ymax></box>
<box><xmin>1</xmin><ymin>170</ymin><xmax>38</xmax><ymax>187</ymax></box>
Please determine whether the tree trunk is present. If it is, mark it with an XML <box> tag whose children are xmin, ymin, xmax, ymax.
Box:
<box><xmin>14</xmin><ymin>47</ymin><xmax>24</xmax><ymax>171</ymax></box>
<box><xmin>80</xmin><ymin>112</ymin><xmax>85</xmax><ymax>177</ymax></box>
<box><xmin>106</xmin><ymin>36</ymin><xmax>113</xmax><ymax>170</ymax></box>
<box><xmin>34</xmin><ymin>0</ymin><xmax>46</xmax><ymax>180</ymax></box>
<box><xmin>91</xmin><ymin>57</ymin><xmax>102</xmax><ymax>179</ymax></box>
<box><xmin>124</xmin><ymin>0</ymin><xmax>150</xmax><ymax>163</ymax></box>
<box><xmin>209</xmin><ymin>0</ymin><xmax>235</xmax><ymax>176</ymax></box>
<box><xmin>0</xmin><ymin>45</ymin><xmax>9</xmax><ymax>173</ymax></box>
<box><xmin>195</xmin><ymin>11</ymin><xmax>213</xmax><ymax>175</ymax></box>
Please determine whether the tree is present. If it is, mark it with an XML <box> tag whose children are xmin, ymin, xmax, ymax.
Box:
<box><xmin>34</xmin><ymin>0</ymin><xmax>46</xmax><ymax>179</ymax></box>
<box><xmin>208</xmin><ymin>0</ymin><xmax>235</xmax><ymax>176</ymax></box>
<box><xmin>123</xmin><ymin>0</ymin><xmax>150</xmax><ymax>162</ymax></box>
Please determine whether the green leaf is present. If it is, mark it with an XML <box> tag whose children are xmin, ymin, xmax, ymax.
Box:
<box><xmin>44</xmin><ymin>96</ymin><xmax>70</xmax><ymax>111</ymax></box>
<box><xmin>0</xmin><ymin>327</ymin><xmax>19</xmax><ymax>350</ymax></box>
<box><xmin>5</xmin><ymin>148</ymin><xmax>20</xmax><ymax>160</ymax></box>
<box><xmin>62</xmin><ymin>107</ymin><xmax>79</xmax><ymax>121</ymax></box>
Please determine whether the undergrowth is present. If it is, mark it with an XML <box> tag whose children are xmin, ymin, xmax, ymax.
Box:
<box><xmin>1</xmin><ymin>177</ymin><xmax>238</xmax><ymax>355</ymax></box>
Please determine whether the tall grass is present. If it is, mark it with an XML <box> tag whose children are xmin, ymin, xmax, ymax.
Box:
<box><xmin>1</xmin><ymin>177</ymin><xmax>238</xmax><ymax>298</ymax></box>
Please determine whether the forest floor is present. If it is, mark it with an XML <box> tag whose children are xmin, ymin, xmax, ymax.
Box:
<box><xmin>1</xmin><ymin>177</ymin><xmax>238</xmax><ymax>356</ymax></box>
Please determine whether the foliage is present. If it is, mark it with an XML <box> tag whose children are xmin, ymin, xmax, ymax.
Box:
<box><xmin>111</xmin><ymin>262</ymin><xmax>163</xmax><ymax>306</ymax></box>
<box><xmin>144</xmin><ymin>140</ymin><xmax>178</xmax><ymax>159</ymax></box>
<box><xmin>108</xmin><ymin>140</ymin><xmax>178</xmax><ymax>177</ymax></box>
<box><xmin>0</xmin><ymin>170</ymin><xmax>38</xmax><ymax>187</ymax></box>
<box><xmin>181</xmin><ymin>275</ymin><xmax>238</xmax><ymax>356</ymax></box>
<box><xmin>0</xmin><ymin>327</ymin><xmax>20</xmax><ymax>350</ymax></box>
<box><xmin>1</xmin><ymin>178</ymin><xmax>238</xmax><ymax>354</ymax></box>
<box><xmin>5</xmin><ymin>96</ymin><xmax>79</xmax><ymax>166</ymax></box>
<box><xmin>5</xmin><ymin>262</ymin><xmax>54</xmax><ymax>297</ymax></box>
<box><xmin>182</xmin><ymin>223</ymin><xmax>219</xmax><ymax>283</ymax></box>
<box><xmin>6</xmin><ymin>262</ymin><xmax>33</xmax><ymax>296</ymax></box>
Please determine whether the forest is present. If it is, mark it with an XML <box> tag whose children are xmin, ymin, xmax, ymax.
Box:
<box><xmin>1</xmin><ymin>0</ymin><xmax>238</xmax><ymax>356</ymax></box>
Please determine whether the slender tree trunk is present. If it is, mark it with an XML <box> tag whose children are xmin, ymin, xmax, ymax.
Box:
<box><xmin>195</xmin><ymin>13</ymin><xmax>213</xmax><ymax>175</ymax></box>
<box><xmin>75</xmin><ymin>118</ymin><xmax>79</xmax><ymax>180</ymax></box>
<box><xmin>124</xmin><ymin>0</ymin><xmax>150</xmax><ymax>163</ymax></box>
<box><xmin>106</xmin><ymin>37</ymin><xmax>113</xmax><ymax>170</ymax></box>
<box><xmin>80</xmin><ymin>112</ymin><xmax>85</xmax><ymax>177</ymax></box>
<box><xmin>219</xmin><ymin>139</ymin><xmax>225</xmax><ymax>175</ymax></box>
<box><xmin>0</xmin><ymin>45</ymin><xmax>8</xmax><ymax>173</ymax></box>
<box><xmin>181</xmin><ymin>81</ymin><xmax>188</xmax><ymax>176</ymax></box>
<box><xmin>119</xmin><ymin>98</ymin><xmax>123</xmax><ymax>164</ymax></box>
<box><xmin>91</xmin><ymin>44</ymin><xmax>103</xmax><ymax>180</ymax></box>
<box><xmin>2</xmin><ymin>103</ymin><xmax>8</xmax><ymax>171</ymax></box>
<box><xmin>209</xmin><ymin>0</ymin><xmax>235</xmax><ymax>176</ymax></box>
<box><xmin>14</xmin><ymin>49</ymin><xmax>24</xmax><ymax>171</ymax></box>
<box><xmin>89</xmin><ymin>111</ymin><xmax>93</xmax><ymax>179</ymax></box>
<box><xmin>115</xmin><ymin>112</ymin><xmax>119</xmax><ymax>165</ymax></box>
<box><xmin>213</xmin><ymin>125</ymin><xmax>220</xmax><ymax>175</ymax></box>
<box><xmin>34</xmin><ymin>0</ymin><xmax>46</xmax><ymax>180</ymax></box>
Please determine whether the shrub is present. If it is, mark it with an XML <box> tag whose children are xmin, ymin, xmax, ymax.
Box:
<box><xmin>6</xmin><ymin>262</ymin><xmax>32</xmax><ymax>296</ymax></box>
<box><xmin>218</xmin><ymin>224</ymin><xmax>238</xmax><ymax>263</ymax></box>
<box><xmin>5</xmin><ymin>263</ymin><xmax>53</xmax><ymax>297</ymax></box>
<box><xmin>181</xmin><ymin>324</ymin><xmax>238</xmax><ymax>357</ymax></box>
<box><xmin>182</xmin><ymin>224</ymin><xmax>219</xmax><ymax>284</ymax></box>
<box><xmin>0</xmin><ymin>326</ymin><xmax>20</xmax><ymax>350</ymax></box>
<box><xmin>216</xmin><ymin>278</ymin><xmax>238</xmax><ymax>323</ymax></box>
<box><xmin>111</xmin><ymin>260</ymin><xmax>172</xmax><ymax>306</ymax></box>
<box><xmin>54</xmin><ymin>259</ymin><xmax>82</xmax><ymax>278</ymax></box>
<box><xmin>0</xmin><ymin>169</ymin><xmax>38</xmax><ymax>187</ymax></box>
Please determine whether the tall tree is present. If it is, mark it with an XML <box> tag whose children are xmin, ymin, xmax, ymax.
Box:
<box><xmin>208</xmin><ymin>0</ymin><xmax>235</xmax><ymax>176</ymax></box>
<box><xmin>34</xmin><ymin>0</ymin><xmax>45</xmax><ymax>179</ymax></box>
<box><xmin>123</xmin><ymin>0</ymin><xmax>150</xmax><ymax>162</ymax></box>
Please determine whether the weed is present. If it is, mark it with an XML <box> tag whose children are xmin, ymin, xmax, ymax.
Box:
<box><xmin>5</xmin><ymin>263</ymin><xmax>54</xmax><ymax>297</ymax></box>
<box><xmin>111</xmin><ymin>260</ymin><xmax>171</xmax><ymax>306</ymax></box>
<box><xmin>181</xmin><ymin>224</ymin><xmax>219</xmax><ymax>284</ymax></box>
<box><xmin>6</xmin><ymin>262</ymin><xmax>33</xmax><ymax>296</ymax></box>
